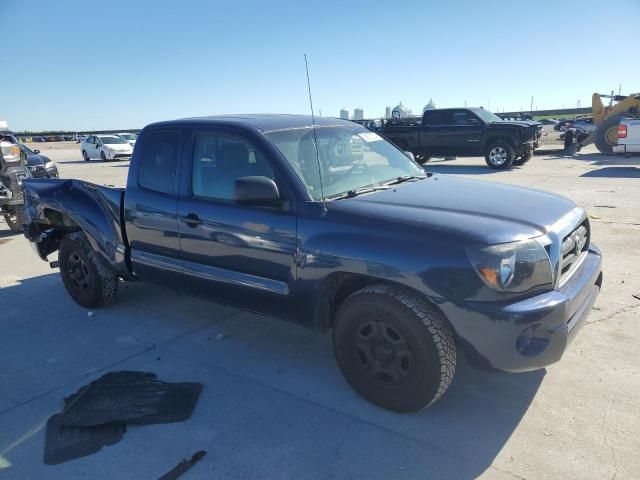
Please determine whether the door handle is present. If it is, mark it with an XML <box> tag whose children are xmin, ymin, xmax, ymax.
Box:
<box><xmin>180</xmin><ymin>213</ymin><xmax>203</xmax><ymax>227</ymax></box>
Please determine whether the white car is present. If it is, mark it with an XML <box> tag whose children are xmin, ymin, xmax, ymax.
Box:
<box><xmin>81</xmin><ymin>134</ymin><xmax>133</xmax><ymax>161</ymax></box>
<box><xmin>613</xmin><ymin>118</ymin><xmax>640</xmax><ymax>155</ymax></box>
<box><xmin>116</xmin><ymin>132</ymin><xmax>138</xmax><ymax>147</ymax></box>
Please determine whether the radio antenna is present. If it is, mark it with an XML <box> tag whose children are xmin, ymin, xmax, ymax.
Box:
<box><xmin>304</xmin><ymin>54</ymin><xmax>326</xmax><ymax>213</ymax></box>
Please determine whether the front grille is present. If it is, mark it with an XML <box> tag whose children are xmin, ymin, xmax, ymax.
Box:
<box><xmin>559</xmin><ymin>220</ymin><xmax>589</xmax><ymax>283</ymax></box>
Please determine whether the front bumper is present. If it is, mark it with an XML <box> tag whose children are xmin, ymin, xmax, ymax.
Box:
<box><xmin>104</xmin><ymin>150</ymin><xmax>132</xmax><ymax>160</ymax></box>
<box><xmin>439</xmin><ymin>245</ymin><xmax>602</xmax><ymax>372</ymax></box>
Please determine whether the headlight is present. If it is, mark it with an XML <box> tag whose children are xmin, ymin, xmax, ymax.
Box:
<box><xmin>467</xmin><ymin>238</ymin><xmax>552</xmax><ymax>292</ymax></box>
<box><xmin>45</xmin><ymin>161</ymin><xmax>55</xmax><ymax>169</ymax></box>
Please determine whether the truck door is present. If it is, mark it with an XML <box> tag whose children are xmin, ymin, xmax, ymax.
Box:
<box><xmin>420</xmin><ymin>110</ymin><xmax>451</xmax><ymax>155</ymax></box>
<box><xmin>448</xmin><ymin>109</ymin><xmax>483</xmax><ymax>154</ymax></box>
<box><xmin>177</xmin><ymin>129</ymin><xmax>297</xmax><ymax>319</ymax></box>
<box><xmin>124</xmin><ymin>130</ymin><xmax>184</xmax><ymax>288</ymax></box>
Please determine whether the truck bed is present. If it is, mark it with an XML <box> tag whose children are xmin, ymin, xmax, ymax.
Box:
<box><xmin>22</xmin><ymin>178</ymin><xmax>129</xmax><ymax>275</ymax></box>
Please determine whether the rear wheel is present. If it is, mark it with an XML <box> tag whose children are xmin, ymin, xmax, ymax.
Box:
<box><xmin>332</xmin><ymin>284</ymin><xmax>456</xmax><ymax>412</ymax></box>
<box><xmin>2</xmin><ymin>205</ymin><xmax>24</xmax><ymax>233</ymax></box>
<box><xmin>595</xmin><ymin>114</ymin><xmax>633</xmax><ymax>155</ymax></box>
<box><xmin>59</xmin><ymin>232</ymin><xmax>118</xmax><ymax>308</ymax></box>
<box><xmin>485</xmin><ymin>142</ymin><xmax>515</xmax><ymax>169</ymax></box>
<box><xmin>82</xmin><ymin>150</ymin><xmax>89</xmax><ymax>161</ymax></box>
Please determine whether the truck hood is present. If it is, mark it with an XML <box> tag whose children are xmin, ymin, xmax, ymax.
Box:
<box><xmin>328</xmin><ymin>175</ymin><xmax>579</xmax><ymax>245</ymax></box>
<box><xmin>491</xmin><ymin>120</ymin><xmax>541</xmax><ymax>128</ymax></box>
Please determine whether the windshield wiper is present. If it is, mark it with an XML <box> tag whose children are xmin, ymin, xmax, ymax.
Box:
<box><xmin>385</xmin><ymin>175</ymin><xmax>426</xmax><ymax>186</ymax></box>
<box><xmin>328</xmin><ymin>185</ymin><xmax>391</xmax><ymax>200</ymax></box>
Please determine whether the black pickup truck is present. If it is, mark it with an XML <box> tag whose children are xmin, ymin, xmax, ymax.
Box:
<box><xmin>376</xmin><ymin>107</ymin><xmax>541</xmax><ymax>169</ymax></box>
<box><xmin>23</xmin><ymin>114</ymin><xmax>601</xmax><ymax>412</ymax></box>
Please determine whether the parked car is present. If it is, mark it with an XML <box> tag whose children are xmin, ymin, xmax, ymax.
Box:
<box><xmin>538</xmin><ymin>118</ymin><xmax>558</xmax><ymax>125</ymax></box>
<box><xmin>376</xmin><ymin>107</ymin><xmax>540</xmax><ymax>168</ymax></box>
<box><xmin>613</xmin><ymin>117</ymin><xmax>640</xmax><ymax>155</ymax></box>
<box><xmin>81</xmin><ymin>134</ymin><xmax>133</xmax><ymax>161</ymax></box>
<box><xmin>116</xmin><ymin>132</ymin><xmax>138</xmax><ymax>147</ymax></box>
<box><xmin>32</xmin><ymin>136</ymin><xmax>45</xmax><ymax>143</ymax></box>
<box><xmin>0</xmin><ymin>122</ymin><xmax>31</xmax><ymax>232</ymax></box>
<box><xmin>554</xmin><ymin>118</ymin><xmax>574</xmax><ymax>131</ymax></box>
<box><xmin>19</xmin><ymin>143</ymin><xmax>59</xmax><ymax>178</ymax></box>
<box><xmin>22</xmin><ymin>115</ymin><xmax>602</xmax><ymax>412</ymax></box>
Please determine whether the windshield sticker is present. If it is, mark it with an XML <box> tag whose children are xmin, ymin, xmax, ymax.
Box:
<box><xmin>358</xmin><ymin>132</ymin><xmax>383</xmax><ymax>142</ymax></box>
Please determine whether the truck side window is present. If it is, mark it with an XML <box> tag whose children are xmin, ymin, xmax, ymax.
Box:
<box><xmin>451</xmin><ymin>111</ymin><xmax>478</xmax><ymax>126</ymax></box>
<box><xmin>138</xmin><ymin>131</ymin><xmax>181</xmax><ymax>194</ymax></box>
<box><xmin>423</xmin><ymin>111</ymin><xmax>450</xmax><ymax>126</ymax></box>
<box><xmin>192</xmin><ymin>133</ymin><xmax>275</xmax><ymax>201</ymax></box>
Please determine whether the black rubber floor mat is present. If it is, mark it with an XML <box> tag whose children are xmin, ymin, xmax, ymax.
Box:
<box><xmin>57</xmin><ymin>371</ymin><xmax>202</xmax><ymax>427</ymax></box>
<box><xmin>44</xmin><ymin>414</ymin><xmax>125</xmax><ymax>465</ymax></box>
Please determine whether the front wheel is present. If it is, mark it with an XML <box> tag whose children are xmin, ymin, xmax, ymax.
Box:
<box><xmin>82</xmin><ymin>150</ymin><xmax>90</xmax><ymax>161</ymax></box>
<box><xmin>485</xmin><ymin>142</ymin><xmax>515</xmax><ymax>169</ymax></box>
<box><xmin>59</xmin><ymin>232</ymin><xmax>119</xmax><ymax>308</ymax></box>
<box><xmin>333</xmin><ymin>284</ymin><xmax>456</xmax><ymax>412</ymax></box>
<box><xmin>2</xmin><ymin>205</ymin><xmax>24</xmax><ymax>233</ymax></box>
<box><xmin>100</xmin><ymin>151</ymin><xmax>107</xmax><ymax>162</ymax></box>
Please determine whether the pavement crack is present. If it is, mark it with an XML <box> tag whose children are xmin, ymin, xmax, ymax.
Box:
<box><xmin>586</xmin><ymin>303</ymin><xmax>640</xmax><ymax>326</ymax></box>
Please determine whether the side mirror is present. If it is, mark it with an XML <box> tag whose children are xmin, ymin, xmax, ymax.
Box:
<box><xmin>404</xmin><ymin>151</ymin><xmax>415</xmax><ymax>161</ymax></box>
<box><xmin>234</xmin><ymin>176</ymin><xmax>281</xmax><ymax>206</ymax></box>
<box><xmin>33</xmin><ymin>149</ymin><xmax>40</xmax><ymax>154</ymax></box>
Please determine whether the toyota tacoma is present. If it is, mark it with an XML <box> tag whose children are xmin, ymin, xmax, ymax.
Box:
<box><xmin>22</xmin><ymin>115</ymin><xmax>602</xmax><ymax>412</ymax></box>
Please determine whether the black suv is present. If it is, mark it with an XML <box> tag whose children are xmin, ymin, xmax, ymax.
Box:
<box><xmin>377</xmin><ymin>107</ymin><xmax>541</xmax><ymax>169</ymax></box>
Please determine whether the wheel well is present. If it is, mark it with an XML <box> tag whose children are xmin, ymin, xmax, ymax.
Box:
<box><xmin>42</xmin><ymin>208</ymin><xmax>80</xmax><ymax>230</ymax></box>
<box><xmin>319</xmin><ymin>273</ymin><xmax>452</xmax><ymax>334</ymax></box>
<box><xmin>485</xmin><ymin>135</ymin><xmax>515</xmax><ymax>149</ymax></box>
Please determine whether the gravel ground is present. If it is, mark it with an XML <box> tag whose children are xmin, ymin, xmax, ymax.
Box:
<box><xmin>1</xmin><ymin>141</ymin><xmax>638</xmax><ymax>479</ymax></box>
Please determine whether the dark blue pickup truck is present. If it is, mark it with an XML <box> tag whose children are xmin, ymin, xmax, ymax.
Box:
<box><xmin>22</xmin><ymin>115</ymin><xmax>602</xmax><ymax>412</ymax></box>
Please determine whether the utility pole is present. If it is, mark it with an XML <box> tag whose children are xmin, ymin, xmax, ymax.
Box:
<box><xmin>530</xmin><ymin>96</ymin><xmax>534</xmax><ymax>114</ymax></box>
<box><xmin>464</xmin><ymin>100</ymin><xmax>467</xmax><ymax>107</ymax></box>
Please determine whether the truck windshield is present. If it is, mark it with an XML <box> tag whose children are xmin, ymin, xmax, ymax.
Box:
<box><xmin>265</xmin><ymin>125</ymin><xmax>425</xmax><ymax>201</ymax></box>
<box><xmin>473</xmin><ymin>109</ymin><xmax>504</xmax><ymax>124</ymax></box>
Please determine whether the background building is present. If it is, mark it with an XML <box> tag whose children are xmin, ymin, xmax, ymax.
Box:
<box><xmin>392</xmin><ymin>102</ymin><xmax>409</xmax><ymax>119</ymax></box>
<box><xmin>339</xmin><ymin>109</ymin><xmax>350</xmax><ymax>120</ymax></box>
<box><xmin>353</xmin><ymin>108</ymin><xmax>364</xmax><ymax>120</ymax></box>
<box><xmin>385</xmin><ymin>106</ymin><xmax>391</xmax><ymax>118</ymax></box>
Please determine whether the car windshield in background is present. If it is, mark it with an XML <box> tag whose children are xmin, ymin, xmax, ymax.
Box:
<box><xmin>473</xmin><ymin>109</ymin><xmax>504</xmax><ymax>124</ymax></box>
<box><xmin>100</xmin><ymin>136</ymin><xmax>127</xmax><ymax>144</ymax></box>
<box><xmin>265</xmin><ymin>125</ymin><xmax>425</xmax><ymax>201</ymax></box>
<box><xmin>120</xmin><ymin>134</ymin><xmax>136</xmax><ymax>140</ymax></box>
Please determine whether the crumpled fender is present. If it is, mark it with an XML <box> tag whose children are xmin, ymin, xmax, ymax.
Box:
<box><xmin>23</xmin><ymin>178</ymin><xmax>130</xmax><ymax>277</ymax></box>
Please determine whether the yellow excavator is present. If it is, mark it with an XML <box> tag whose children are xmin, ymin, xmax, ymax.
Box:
<box><xmin>590</xmin><ymin>92</ymin><xmax>640</xmax><ymax>154</ymax></box>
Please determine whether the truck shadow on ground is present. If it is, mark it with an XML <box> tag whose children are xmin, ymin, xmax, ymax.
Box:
<box><xmin>1</xmin><ymin>274</ymin><xmax>545</xmax><ymax>478</ymax></box>
<box><xmin>581</xmin><ymin>166</ymin><xmax>640</xmax><ymax>178</ymax></box>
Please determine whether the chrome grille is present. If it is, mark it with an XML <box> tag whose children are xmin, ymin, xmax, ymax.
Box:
<box><xmin>559</xmin><ymin>221</ymin><xmax>589</xmax><ymax>283</ymax></box>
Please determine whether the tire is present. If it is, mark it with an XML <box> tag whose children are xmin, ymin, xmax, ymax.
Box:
<box><xmin>82</xmin><ymin>150</ymin><xmax>89</xmax><ymax>161</ymax></box>
<box><xmin>59</xmin><ymin>232</ymin><xmax>118</xmax><ymax>308</ymax></box>
<box><xmin>3</xmin><ymin>205</ymin><xmax>24</xmax><ymax>233</ymax></box>
<box><xmin>332</xmin><ymin>284</ymin><xmax>456</xmax><ymax>412</ymax></box>
<box><xmin>100</xmin><ymin>151</ymin><xmax>107</xmax><ymax>162</ymax></box>
<box><xmin>513</xmin><ymin>150</ymin><xmax>533</xmax><ymax>166</ymax></box>
<box><xmin>595</xmin><ymin>114</ymin><xmax>633</xmax><ymax>155</ymax></box>
<box><xmin>485</xmin><ymin>142</ymin><xmax>515</xmax><ymax>169</ymax></box>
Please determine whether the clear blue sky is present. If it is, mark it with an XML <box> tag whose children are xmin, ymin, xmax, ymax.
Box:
<box><xmin>1</xmin><ymin>0</ymin><xmax>639</xmax><ymax>131</ymax></box>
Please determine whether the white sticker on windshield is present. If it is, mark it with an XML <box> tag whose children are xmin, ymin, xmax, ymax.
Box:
<box><xmin>358</xmin><ymin>132</ymin><xmax>383</xmax><ymax>142</ymax></box>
